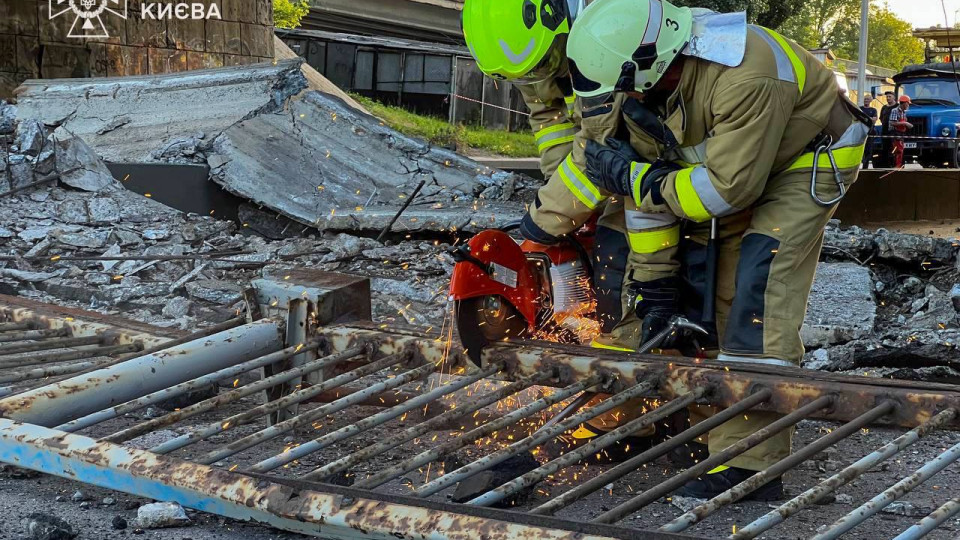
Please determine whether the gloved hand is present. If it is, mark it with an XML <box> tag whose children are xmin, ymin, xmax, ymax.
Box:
<box><xmin>630</xmin><ymin>278</ymin><xmax>681</xmax><ymax>349</ymax></box>
<box><xmin>519</xmin><ymin>211</ymin><xmax>561</xmax><ymax>245</ymax></box>
<box><xmin>585</xmin><ymin>139</ymin><xmax>682</xmax><ymax>202</ymax></box>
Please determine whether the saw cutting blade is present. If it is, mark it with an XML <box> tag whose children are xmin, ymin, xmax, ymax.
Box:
<box><xmin>455</xmin><ymin>296</ymin><xmax>528</xmax><ymax>366</ymax></box>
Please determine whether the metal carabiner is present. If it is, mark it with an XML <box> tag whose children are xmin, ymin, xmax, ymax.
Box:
<box><xmin>810</xmin><ymin>135</ymin><xmax>847</xmax><ymax>207</ymax></box>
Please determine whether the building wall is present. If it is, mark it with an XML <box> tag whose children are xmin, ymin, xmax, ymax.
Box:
<box><xmin>0</xmin><ymin>1</ymin><xmax>275</xmax><ymax>100</ymax></box>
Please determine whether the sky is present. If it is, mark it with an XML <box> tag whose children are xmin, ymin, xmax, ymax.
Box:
<box><xmin>885</xmin><ymin>0</ymin><xmax>960</xmax><ymax>28</ymax></box>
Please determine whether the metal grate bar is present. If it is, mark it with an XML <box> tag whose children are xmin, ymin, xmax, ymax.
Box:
<box><xmin>57</xmin><ymin>339</ymin><xmax>324</xmax><ymax>432</ymax></box>
<box><xmin>892</xmin><ymin>498</ymin><xmax>960</xmax><ymax>540</ymax></box>
<box><xmin>662</xmin><ymin>400</ymin><xmax>896</xmax><ymax>533</ymax></box>
<box><xmin>532</xmin><ymin>389</ymin><xmax>774</xmax><ymax>516</ymax></box>
<box><xmin>733</xmin><ymin>408</ymin><xmax>958</xmax><ymax>539</ymax></box>
<box><xmin>196</xmin><ymin>360</ymin><xmax>439</xmax><ymax>465</ymax></box>
<box><xmin>247</xmin><ymin>362</ymin><xmax>504</xmax><ymax>473</ymax></box>
<box><xmin>0</xmin><ymin>343</ymin><xmax>140</xmax><ymax>370</ymax></box>
<box><xmin>469</xmin><ymin>388</ymin><xmax>707</xmax><ymax>508</ymax></box>
<box><xmin>102</xmin><ymin>346</ymin><xmax>368</xmax><ymax>444</ymax></box>
<box><xmin>0</xmin><ymin>322</ymin><xmax>33</xmax><ymax>332</ymax></box>
<box><xmin>0</xmin><ymin>328</ymin><xmax>68</xmax><ymax>343</ymax></box>
<box><xmin>414</xmin><ymin>381</ymin><xmax>660</xmax><ymax>498</ymax></box>
<box><xmin>304</xmin><ymin>369</ymin><xmax>556</xmax><ymax>481</ymax></box>
<box><xmin>594</xmin><ymin>395</ymin><xmax>835</xmax><ymax>524</ymax></box>
<box><xmin>811</xmin><ymin>440</ymin><xmax>960</xmax><ymax>540</ymax></box>
<box><xmin>0</xmin><ymin>335</ymin><xmax>102</xmax><ymax>356</ymax></box>
<box><xmin>0</xmin><ymin>349</ymin><xmax>141</xmax><ymax>385</ymax></box>
<box><xmin>151</xmin><ymin>352</ymin><xmax>408</xmax><ymax>455</ymax></box>
<box><xmin>354</xmin><ymin>375</ymin><xmax>604</xmax><ymax>490</ymax></box>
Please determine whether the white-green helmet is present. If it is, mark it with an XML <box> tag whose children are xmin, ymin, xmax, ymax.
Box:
<box><xmin>566</xmin><ymin>0</ymin><xmax>692</xmax><ymax>97</ymax></box>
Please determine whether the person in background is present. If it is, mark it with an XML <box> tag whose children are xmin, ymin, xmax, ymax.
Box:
<box><xmin>889</xmin><ymin>95</ymin><xmax>913</xmax><ymax>169</ymax></box>
<box><xmin>878</xmin><ymin>91</ymin><xmax>897</xmax><ymax>167</ymax></box>
<box><xmin>860</xmin><ymin>94</ymin><xmax>878</xmax><ymax>168</ymax></box>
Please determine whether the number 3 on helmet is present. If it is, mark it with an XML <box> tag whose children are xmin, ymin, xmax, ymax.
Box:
<box><xmin>462</xmin><ymin>0</ymin><xmax>575</xmax><ymax>85</ymax></box>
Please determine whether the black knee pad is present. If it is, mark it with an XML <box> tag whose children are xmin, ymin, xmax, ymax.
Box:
<box><xmin>723</xmin><ymin>233</ymin><xmax>780</xmax><ymax>354</ymax></box>
<box><xmin>593</xmin><ymin>226</ymin><xmax>629</xmax><ymax>333</ymax></box>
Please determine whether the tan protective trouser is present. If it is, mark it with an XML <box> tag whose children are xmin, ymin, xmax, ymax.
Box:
<box><xmin>589</xmin><ymin>159</ymin><xmax>861</xmax><ymax>464</ymax></box>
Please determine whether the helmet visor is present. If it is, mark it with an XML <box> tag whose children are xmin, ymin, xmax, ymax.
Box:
<box><xmin>509</xmin><ymin>37</ymin><xmax>567</xmax><ymax>85</ymax></box>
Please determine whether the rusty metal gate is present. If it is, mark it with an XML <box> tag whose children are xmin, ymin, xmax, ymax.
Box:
<box><xmin>0</xmin><ymin>271</ymin><xmax>958</xmax><ymax>539</ymax></box>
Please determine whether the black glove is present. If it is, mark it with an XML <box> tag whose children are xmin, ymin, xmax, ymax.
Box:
<box><xmin>585</xmin><ymin>138</ymin><xmax>643</xmax><ymax>196</ymax></box>
<box><xmin>519</xmin><ymin>211</ymin><xmax>561</xmax><ymax>245</ymax></box>
<box><xmin>630</xmin><ymin>278</ymin><xmax>680</xmax><ymax>349</ymax></box>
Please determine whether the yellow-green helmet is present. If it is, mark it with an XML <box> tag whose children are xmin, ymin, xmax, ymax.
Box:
<box><xmin>462</xmin><ymin>0</ymin><xmax>574</xmax><ymax>84</ymax></box>
<box><xmin>567</xmin><ymin>0</ymin><xmax>692</xmax><ymax>97</ymax></box>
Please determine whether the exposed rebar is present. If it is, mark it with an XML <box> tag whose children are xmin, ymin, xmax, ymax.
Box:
<box><xmin>304</xmin><ymin>369</ymin><xmax>555</xmax><ymax>481</ymax></box>
<box><xmin>247</xmin><ymin>363</ymin><xmax>503</xmax><ymax>473</ymax></box>
<box><xmin>0</xmin><ymin>336</ymin><xmax>102</xmax><ymax>356</ymax></box>
<box><xmin>150</xmin><ymin>353</ymin><xmax>408</xmax><ymax>455</ymax></box>
<box><xmin>733</xmin><ymin>408</ymin><xmax>958</xmax><ymax>540</ymax></box>
<box><xmin>594</xmin><ymin>394</ymin><xmax>834</xmax><ymax>524</ymax></box>
<box><xmin>0</xmin><ymin>343</ymin><xmax>138</xmax><ymax>370</ymax></box>
<box><xmin>532</xmin><ymin>388</ymin><xmax>773</xmax><ymax>516</ymax></box>
<box><xmin>353</xmin><ymin>375</ymin><xmax>603</xmax><ymax>490</ymax></box>
<box><xmin>0</xmin><ymin>328</ymin><xmax>68</xmax><ymax>343</ymax></box>
<box><xmin>0</xmin><ymin>322</ymin><xmax>33</xmax><ymax>332</ymax></box>
<box><xmin>102</xmin><ymin>346</ymin><xmax>366</xmax><ymax>443</ymax></box>
<box><xmin>812</xmin><ymin>440</ymin><xmax>960</xmax><ymax>540</ymax></box>
<box><xmin>470</xmin><ymin>388</ymin><xmax>706</xmax><ymax>507</ymax></box>
<box><xmin>662</xmin><ymin>400</ymin><xmax>895</xmax><ymax>533</ymax></box>
<box><xmin>0</xmin><ymin>357</ymin><xmax>116</xmax><ymax>384</ymax></box>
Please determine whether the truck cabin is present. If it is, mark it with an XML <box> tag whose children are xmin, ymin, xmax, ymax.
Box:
<box><xmin>891</xmin><ymin>63</ymin><xmax>960</xmax><ymax>168</ymax></box>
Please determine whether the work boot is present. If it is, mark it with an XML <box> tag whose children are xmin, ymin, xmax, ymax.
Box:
<box><xmin>675</xmin><ymin>466</ymin><xmax>783</xmax><ymax>501</ymax></box>
<box><xmin>542</xmin><ymin>424</ymin><xmax>660</xmax><ymax>464</ymax></box>
<box><xmin>667</xmin><ymin>441</ymin><xmax>710</xmax><ymax>469</ymax></box>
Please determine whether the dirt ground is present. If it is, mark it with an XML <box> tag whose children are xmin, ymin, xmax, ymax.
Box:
<box><xmin>3</xmin><ymin>370</ymin><xmax>960</xmax><ymax>540</ymax></box>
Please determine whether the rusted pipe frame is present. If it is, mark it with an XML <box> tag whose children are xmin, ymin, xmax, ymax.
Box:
<box><xmin>353</xmin><ymin>375</ymin><xmax>604</xmax><ymax>490</ymax></box>
<box><xmin>732</xmin><ymin>408</ymin><xmax>958</xmax><ymax>540</ymax></box>
<box><xmin>662</xmin><ymin>400</ymin><xmax>897</xmax><ymax>533</ymax></box>
<box><xmin>196</xmin><ymin>360</ymin><xmax>439</xmax><ymax>465</ymax></box>
<box><xmin>470</xmin><ymin>388</ymin><xmax>706</xmax><ymax>507</ymax></box>
<box><xmin>594</xmin><ymin>395</ymin><xmax>835</xmax><ymax>524</ymax></box>
<box><xmin>247</xmin><ymin>362</ymin><xmax>504</xmax><ymax>473</ymax></box>
<box><xmin>102</xmin><ymin>346</ymin><xmax>368</xmax><ymax>444</ymax></box>
<box><xmin>0</xmin><ymin>342</ymin><xmax>140</xmax><ymax>370</ymax></box>
<box><xmin>892</xmin><ymin>498</ymin><xmax>960</xmax><ymax>540</ymax></box>
<box><xmin>414</xmin><ymin>380</ymin><xmax>659</xmax><ymax>498</ymax></box>
<box><xmin>0</xmin><ymin>335</ymin><xmax>102</xmax><ymax>355</ymax></box>
<box><xmin>0</xmin><ymin>322</ymin><xmax>33</xmax><ymax>332</ymax></box>
<box><xmin>532</xmin><ymin>389</ymin><xmax>774</xmax><ymax>516</ymax></box>
<box><xmin>57</xmin><ymin>339</ymin><xmax>326</xmax><ymax>433</ymax></box>
<box><xmin>0</xmin><ymin>418</ymin><xmax>698</xmax><ymax>540</ymax></box>
<box><xmin>304</xmin><ymin>369</ymin><xmax>556</xmax><ymax>481</ymax></box>
<box><xmin>150</xmin><ymin>353</ymin><xmax>410</xmax><ymax>455</ymax></box>
<box><xmin>0</xmin><ymin>328</ymin><xmax>69</xmax><ymax>343</ymax></box>
<box><xmin>812</xmin><ymin>440</ymin><xmax>960</xmax><ymax>540</ymax></box>
<box><xmin>0</xmin><ymin>357</ymin><xmax>115</xmax><ymax>384</ymax></box>
<box><xmin>322</xmin><ymin>326</ymin><xmax>960</xmax><ymax>428</ymax></box>
<box><xmin>0</xmin><ymin>319</ymin><xmax>284</xmax><ymax>428</ymax></box>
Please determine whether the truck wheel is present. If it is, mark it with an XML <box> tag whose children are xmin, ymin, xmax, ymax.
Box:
<box><xmin>951</xmin><ymin>147</ymin><xmax>960</xmax><ymax>169</ymax></box>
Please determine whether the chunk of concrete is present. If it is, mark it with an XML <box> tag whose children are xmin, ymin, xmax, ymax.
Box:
<box><xmin>802</xmin><ymin>263</ymin><xmax>876</xmax><ymax>348</ymax></box>
<box><xmin>136</xmin><ymin>502</ymin><xmax>191</xmax><ymax>529</ymax></box>
<box><xmin>53</xmin><ymin>133</ymin><xmax>116</xmax><ymax>192</ymax></box>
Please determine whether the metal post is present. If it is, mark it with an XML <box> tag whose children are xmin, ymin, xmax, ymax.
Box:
<box><xmin>0</xmin><ymin>320</ymin><xmax>283</xmax><ymax>427</ymax></box>
<box><xmin>857</xmin><ymin>0</ymin><xmax>869</xmax><ymax>101</ymax></box>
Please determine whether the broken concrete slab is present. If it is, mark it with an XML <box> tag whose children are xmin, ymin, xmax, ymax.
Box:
<box><xmin>802</xmin><ymin>263</ymin><xmax>877</xmax><ymax>348</ymax></box>
<box><xmin>15</xmin><ymin>61</ymin><xmax>310</xmax><ymax>163</ymax></box>
<box><xmin>53</xmin><ymin>132</ymin><xmax>117</xmax><ymax>192</ymax></box>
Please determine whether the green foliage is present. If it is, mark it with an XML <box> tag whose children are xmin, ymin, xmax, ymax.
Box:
<box><xmin>350</xmin><ymin>95</ymin><xmax>539</xmax><ymax>158</ymax></box>
<box><xmin>778</xmin><ymin>0</ymin><xmax>924</xmax><ymax>71</ymax></box>
<box><xmin>274</xmin><ymin>0</ymin><xmax>310</xmax><ymax>30</ymax></box>
<box><xmin>671</xmin><ymin>0</ymin><xmax>804</xmax><ymax>29</ymax></box>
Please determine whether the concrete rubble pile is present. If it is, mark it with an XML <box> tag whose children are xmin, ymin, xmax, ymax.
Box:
<box><xmin>0</xmin><ymin>100</ymin><xmax>456</xmax><ymax>330</ymax></box>
<box><xmin>805</xmin><ymin>221</ymin><xmax>960</xmax><ymax>383</ymax></box>
<box><xmin>13</xmin><ymin>60</ymin><xmax>535</xmax><ymax>235</ymax></box>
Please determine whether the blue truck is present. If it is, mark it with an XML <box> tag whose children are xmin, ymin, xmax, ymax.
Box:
<box><xmin>891</xmin><ymin>63</ymin><xmax>960</xmax><ymax>168</ymax></box>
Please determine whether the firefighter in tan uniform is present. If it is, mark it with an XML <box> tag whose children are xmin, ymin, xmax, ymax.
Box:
<box><xmin>463</xmin><ymin>0</ymin><xmax>670</xmax><ymax>448</ymax></box>
<box><xmin>557</xmin><ymin>0</ymin><xmax>871</xmax><ymax>498</ymax></box>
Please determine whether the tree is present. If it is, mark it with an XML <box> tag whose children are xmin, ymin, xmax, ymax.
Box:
<box><xmin>672</xmin><ymin>0</ymin><xmax>804</xmax><ymax>29</ymax></box>
<box><xmin>779</xmin><ymin>1</ymin><xmax>924</xmax><ymax>71</ymax></box>
<box><xmin>274</xmin><ymin>0</ymin><xmax>310</xmax><ymax>29</ymax></box>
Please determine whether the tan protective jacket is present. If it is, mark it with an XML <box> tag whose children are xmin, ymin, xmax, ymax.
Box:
<box><xmin>527</xmin><ymin>24</ymin><xmax>862</xmax><ymax>280</ymax></box>
<box><xmin>517</xmin><ymin>71</ymin><xmax>578</xmax><ymax>179</ymax></box>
